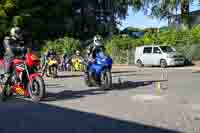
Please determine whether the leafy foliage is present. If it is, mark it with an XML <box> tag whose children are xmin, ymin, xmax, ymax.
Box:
<box><xmin>106</xmin><ymin>25</ymin><xmax>200</xmax><ymax>61</ymax></box>
<box><xmin>129</xmin><ymin>0</ymin><xmax>194</xmax><ymax>28</ymax></box>
<box><xmin>42</xmin><ymin>36</ymin><xmax>81</xmax><ymax>55</ymax></box>
<box><xmin>0</xmin><ymin>0</ymin><xmax>134</xmax><ymax>41</ymax></box>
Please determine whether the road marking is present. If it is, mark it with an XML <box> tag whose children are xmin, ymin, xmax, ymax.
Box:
<box><xmin>131</xmin><ymin>94</ymin><xmax>165</xmax><ymax>102</ymax></box>
<box><xmin>191</xmin><ymin>104</ymin><xmax>200</xmax><ymax>111</ymax></box>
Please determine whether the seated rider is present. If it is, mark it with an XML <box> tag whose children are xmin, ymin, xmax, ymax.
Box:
<box><xmin>86</xmin><ymin>35</ymin><xmax>104</xmax><ymax>63</ymax></box>
<box><xmin>3</xmin><ymin>26</ymin><xmax>26</xmax><ymax>84</ymax></box>
<box><xmin>74</xmin><ymin>50</ymin><xmax>81</xmax><ymax>59</ymax></box>
<box><xmin>71</xmin><ymin>50</ymin><xmax>83</xmax><ymax>64</ymax></box>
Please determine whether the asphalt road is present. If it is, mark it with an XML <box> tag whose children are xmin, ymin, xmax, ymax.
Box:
<box><xmin>0</xmin><ymin>66</ymin><xmax>199</xmax><ymax>133</ymax></box>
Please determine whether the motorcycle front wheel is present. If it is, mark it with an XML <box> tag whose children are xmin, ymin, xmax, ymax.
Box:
<box><xmin>100</xmin><ymin>69</ymin><xmax>112</xmax><ymax>90</ymax></box>
<box><xmin>28</xmin><ymin>76</ymin><xmax>46</xmax><ymax>102</ymax></box>
<box><xmin>84</xmin><ymin>72</ymin><xmax>93</xmax><ymax>87</ymax></box>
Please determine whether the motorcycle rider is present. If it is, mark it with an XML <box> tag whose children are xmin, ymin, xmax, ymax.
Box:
<box><xmin>84</xmin><ymin>35</ymin><xmax>105</xmax><ymax>74</ymax></box>
<box><xmin>74</xmin><ymin>50</ymin><xmax>81</xmax><ymax>58</ymax></box>
<box><xmin>71</xmin><ymin>50</ymin><xmax>83</xmax><ymax>70</ymax></box>
<box><xmin>2</xmin><ymin>26</ymin><xmax>26</xmax><ymax>84</ymax></box>
<box><xmin>86</xmin><ymin>35</ymin><xmax>104</xmax><ymax>63</ymax></box>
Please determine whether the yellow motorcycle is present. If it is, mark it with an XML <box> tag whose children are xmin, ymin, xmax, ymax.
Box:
<box><xmin>71</xmin><ymin>57</ymin><xmax>84</xmax><ymax>72</ymax></box>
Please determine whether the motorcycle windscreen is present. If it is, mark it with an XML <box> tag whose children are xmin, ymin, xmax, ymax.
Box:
<box><xmin>96</xmin><ymin>56</ymin><xmax>112</xmax><ymax>68</ymax></box>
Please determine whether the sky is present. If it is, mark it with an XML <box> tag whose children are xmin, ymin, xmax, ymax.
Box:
<box><xmin>120</xmin><ymin>1</ymin><xmax>200</xmax><ymax>30</ymax></box>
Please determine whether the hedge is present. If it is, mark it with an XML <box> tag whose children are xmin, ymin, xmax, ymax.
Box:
<box><xmin>105</xmin><ymin>25</ymin><xmax>200</xmax><ymax>62</ymax></box>
<box><xmin>42</xmin><ymin>36</ymin><xmax>81</xmax><ymax>55</ymax></box>
<box><xmin>40</xmin><ymin>25</ymin><xmax>200</xmax><ymax>63</ymax></box>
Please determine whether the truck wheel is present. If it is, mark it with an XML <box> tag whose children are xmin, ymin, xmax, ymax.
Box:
<box><xmin>136</xmin><ymin>60</ymin><xmax>143</xmax><ymax>67</ymax></box>
<box><xmin>160</xmin><ymin>59</ymin><xmax>167</xmax><ymax>68</ymax></box>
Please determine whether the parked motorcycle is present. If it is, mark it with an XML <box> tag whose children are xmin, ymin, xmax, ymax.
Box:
<box><xmin>0</xmin><ymin>52</ymin><xmax>46</xmax><ymax>102</ymax></box>
<box><xmin>84</xmin><ymin>52</ymin><xmax>113</xmax><ymax>90</ymax></box>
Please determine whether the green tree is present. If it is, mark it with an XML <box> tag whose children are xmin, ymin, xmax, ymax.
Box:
<box><xmin>0</xmin><ymin>0</ymin><xmax>132</xmax><ymax>41</ymax></box>
<box><xmin>146</xmin><ymin>0</ymin><xmax>194</xmax><ymax>28</ymax></box>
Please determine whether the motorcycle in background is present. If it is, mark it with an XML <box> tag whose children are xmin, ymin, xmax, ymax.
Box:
<box><xmin>71</xmin><ymin>56</ymin><xmax>84</xmax><ymax>72</ymax></box>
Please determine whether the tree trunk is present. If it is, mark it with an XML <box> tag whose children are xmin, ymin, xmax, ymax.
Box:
<box><xmin>181</xmin><ymin>0</ymin><xmax>190</xmax><ymax>29</ymax></box>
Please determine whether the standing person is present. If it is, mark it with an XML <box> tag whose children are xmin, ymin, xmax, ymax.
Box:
<box><xmin>41</xmin><ymin>49</ymin><xmax>50</xmax><ymax>76</ymax></box>
<box><xmin>62</xmin><ymin>49</ymin><xmax>71</xmax><ymax>71</ymax></box>
<box><xmin>63</xmin><ymin>49</ymin><xmax>68</xmax><ymax>60</ymax></box>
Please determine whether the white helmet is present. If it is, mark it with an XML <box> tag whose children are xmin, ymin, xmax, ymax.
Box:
<box><xmin>93</xmin><ymin>35</ymin><xmax>103</xmax><ymax>46</ymax></box>
<box><xmin>76</xmin><ymin>50</ymin><xmax>80</xmax><ymax>55</ymax></box>
<box><xmin>10</xmin><ymin>27</ymin><xmax>22</xmax><ymax>39</ymax></box>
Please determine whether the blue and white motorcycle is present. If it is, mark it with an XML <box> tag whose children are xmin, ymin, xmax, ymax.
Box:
<box><xmin>84</xmin><ymin>52</ymin><xmax>113</xmax><ymax>90</ymax></box>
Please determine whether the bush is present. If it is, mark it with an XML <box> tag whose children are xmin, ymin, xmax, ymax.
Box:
<box><xmin>105</xmin><ymin>25</ymin><xmax>200</xmax><ymax>64</ymax></box>
<box><xmin>13</xmin><ymin>16</ymin><xmax>24</xmax><ymax>27</ymax></box>
<box><xmin>191</xmin><ymin>25</ymin><xmax>200</xmax><ymax>44</ymax></box>
<box><xmin>39</xmin><ymin>25</ymin><xmax>200</xmax><ymax>64</ymax></box>
<box><xmin>188</xmin><ymin>45</ymin><xmax>200</xmax><ymax>60</ymax></box>
<box><xmin>105</xmin><ymin>35</ymin><xmax>143</xmax><ymax>52</ymax></box>
<box><xmin>42</xmin><ymin>36</ymin><xmax>81</xmax><ymax>55</ymax></box>
<box><xmin>105</xmin><ymin>35</ymin><xmax>140</xmax><ymax>64</ymax></box>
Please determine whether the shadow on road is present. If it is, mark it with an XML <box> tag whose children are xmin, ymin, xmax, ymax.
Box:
<box><xmin>56</xmin><ymin>70</ymin><xmax>150</xmax><ymax>79</ymax></box>
<box><xmin>57</xmin><ymin>74</ymin><xmax>83</xmax><ymax>79</ymax></box>
<box><xmin>112</xmin><ymin>73</ymin><xmax>151</xmax><ymax>77</ymax></box>
<box><xmin>112</xmin><ymin>79</ymin><xmax>167</xmax><ymax>90</ymax></box>
<box><xmin>45</xmin><ymin>88</ymin><xmax>106</xmax><ymax>101</ymax></box>
<box><xmin>0</xmin><ymin>99</ymin><xmax>182</xmax><ymax>133</ymax></box>
<box><xmin>112</xmin><ymin>80</ymin><xmax>154</xmax><ymax>90</ymax></box>
<box><xmin>192</xmin><ymin>71</ymin><xmax>200</xmax><ymax>73</ymax></box>
<box><xmin>46</xmin><ymin>83</ymin><xmax>65</xmax><ymax>88</ymax></box>
<box><xmin>112</xmin><ymin>70</ymin><xmax>137</xmax><ymax>74</ymax></box>
<box><xmin>44</xmin><ymin>80</ymin><xmax>165</xmax><ymax>102</ymax></box>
